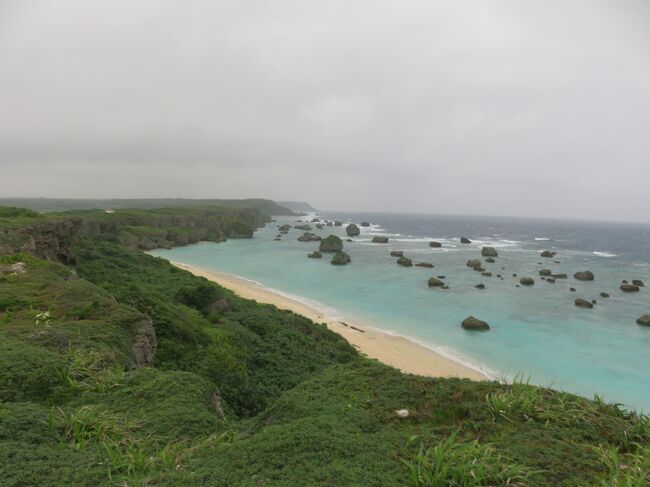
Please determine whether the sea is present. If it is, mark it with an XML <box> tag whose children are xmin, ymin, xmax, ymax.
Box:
<box><xmin>150</xmin><ymin>212</ymin><xmax>650</xmax><ymax>412</ymax></box>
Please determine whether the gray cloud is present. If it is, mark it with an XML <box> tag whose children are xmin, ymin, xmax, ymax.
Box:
<box><xmin>1</xmin><ymin>0</ymin><xmax>649</xmax><ymax>221</ymax></box>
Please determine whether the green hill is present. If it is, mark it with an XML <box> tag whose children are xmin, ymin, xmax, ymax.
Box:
<box><xmin>1</xmin><ymin>205</ymin><xmax>648</xmax><ymax>486</ymax></box>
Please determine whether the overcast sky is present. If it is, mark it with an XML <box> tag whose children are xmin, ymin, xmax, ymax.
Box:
<box><xmin>1</xmin><ymin>1</ymin><xmax>649</xmax><ymax>221</ymax></box>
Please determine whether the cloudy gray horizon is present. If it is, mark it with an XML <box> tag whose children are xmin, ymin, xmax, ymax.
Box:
<box><xmin>1</xmin><ymin>1</ymin><xmax>650</xmax><ymax>221</ymax></box>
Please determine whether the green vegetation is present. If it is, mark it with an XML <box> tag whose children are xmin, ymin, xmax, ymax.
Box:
<box><xmin>1</xmin><ymin>205</ymin><xmax>649</xmax><ymax>486</ymax></box>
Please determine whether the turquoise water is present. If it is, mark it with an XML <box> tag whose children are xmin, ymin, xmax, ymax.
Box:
<box><xmin>151</xmin><ymin>213</ymin><xmax>650</xmax><ymax>411</ymax></box>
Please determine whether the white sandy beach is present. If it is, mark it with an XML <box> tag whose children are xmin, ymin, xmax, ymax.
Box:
<box><xmin>172</xmin><ymin>261</ymin><xmax>487</xmax><ymax>381</ymax></box>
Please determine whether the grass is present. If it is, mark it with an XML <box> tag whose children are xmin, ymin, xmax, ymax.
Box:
<box><xmin>405</xmin><ymin>430</ymin><xmax>538</xmax><ymax>486</ymax></box>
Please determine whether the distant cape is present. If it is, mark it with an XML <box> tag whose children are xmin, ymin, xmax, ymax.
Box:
<box><xmin>275</xmin><ymin>201</ymin><xmax>319</xmax><ymax>213</ymax></box>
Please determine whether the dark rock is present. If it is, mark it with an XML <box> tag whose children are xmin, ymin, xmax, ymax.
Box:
<box><xmin>574</xmin><ymin>271</ymin><xmax>595</xmax><ymax>281</ymax></box>
<box><xmin>575</xmin><ymin>298</ymin><xmax>593</xmax><ymax>309</ymax></box>
<box><xmin>552</xmin><ymin>273</ymin><xmax>568</xmax><ymax>279</ymax></box>
<box><xmin>297</xmin><ymin>232</ymin><xmax>316</xmax><ymax>242</ymax></box>
<box><xmin>334</xmin><ymin>221</ymin><xmax>343</xmax><ymax>226</ymax></box>
<box><xmin>315</xmin><ymin>223</ymin><xmax>324</xmax><ymax>229</ymax></box>
<box><xmin>460</xmin><ymin>237</ymin><xmax>472</xmax><ymax>244</ymax></box>
<box><xmin>474</xmin><ymin>266</ymin><xmax>486</xmax><ymax>273</ymax></box>
<box><xmin>592</xmin><ymin>299</ymin><xmax>597</xmax><ymax>304</ymax></box>
<box><xmin>308</xmin><ymin>251</ymin><xmax>322</xmax><ymax>259</ymax></box>
<box><xmin>278</xmin><ymin>224</ymin><xmax>291</xmax><ymax>232</ymax></box>
<box><xmin>620</xmin><ymin>284</ymin><xmax>640</xmax><ymax>293</ymax></box>
<box><xmin>210</xmin><ymin>298</ymin><xmax>231</xmax><ymax>314</ymax></box>
<box><xmin>622</xmin><ymin>279</ymin><xmax>629</xmax><ymax>284</ymax></box>
<box><xmin>636</xmin><ymin>315</ymin><xmax>650</xmax><ymax>326</ymax></box>
<box><xmin>273</xmin><ymin>237</ymin><xmax>281</xmax><ymax>241</ymax></box>
<box><xmin>466</xmin><ymin>259</ymin><xmax>482</xmax><ymax>269</ymax></box>
<box><xmin>541</xmin><ymin>250</ymin><xmax>556</xmax><ymax>258</ymax></box>
<box><xmin>485</xmin><ymin>257</ymin><xmax>496</xmax><ymax>263</ymax></box>
<box><xmin>346</xmin><ymin>224</ymin><xmax>360</xmax><ymax>237</ymax></box>
<box><xmin>390</xmin><ymin>251</ymin><xmax>404</xmax><ymax>257</ymax></box>
<box><xmin>326</xmin><ymin>221</ymin><xmax>333</xmax><ymax>227</ymax></box>
<box><xmin>475</xmin><ymin>283</ymin><xmax>485</xmax><ymax>289</ymax></box>
<box><xmin>481</xmin><ymin>247</ymin><xmax>498</xmax><ymax>257</ymax></box>
<box><xmin>372</xmin><ymin>236</ymin><xmax>389</xmax><ymax>244</ymax></box>
<box><xmin>429</xmin><ymin>241</ymin><xmax>442</xmax><ymax>248</ymax></box>
<box><xmin>437</xmin><ymin>275</ymin><xmax>446</xmax><ymax>279</ymax></box>
<box><xmin>461</xmin><ymin>316</ymin><xmax>490</xmax><ymax>331</ymax></box>
<box><xmin>546</xmin><ymin>278</ymin><xmax>556</xmax><ymax>283</ymax></box>
<box><xmin>600</xmin><ymin>292</ymin><xmax>610</xmax><ymax>298</ymax></box>
<box><xmin>294</xmin><ymin>224</ymin><xmax>311</xmax><ymax>231</ymax></box>
<box><xmin>311</xmin><ymin>218</ymin><xmax>320</xmax><ymax>222</ymax></box>
<box><xmin>632</xmin><ymin>280</ymin><xmax>645</xmax><ymax>287</ymax></box>
<box><xmin>512</xmin><ymin>273</ymin><xmax>518</xmax><ymax>277</ymax></box>
<box><xmin>441</xmin><ymin>285</ymin><xmax>450</xmax><ymax>290</ymax></box>
<box><xmin>319</xmin><ymin>235</ymin><xmax>343</xmax><ymax>252</ymax></box>
<box><xmin>427</xmin><ymin>277</ymin><xmax>445</xmax><ymax>287</ymax></box>
<box><xmin>539</xmin><ymin>269</ymin><xmax>552</xmax><ymax>276</ymax></box>
<box><xmin>481</xmin><ymin>272</ymin><xmax>492</xmax><ymax>277</ymax></box>
<box><xmin>346</xmin><ymin>238</ymin><xmax>353</xmax><ymax>242</ymax></box>
<box><xmin>520</xmin><ymin>277</ymin><xmax>535</xmax><ymax>286</ymax></box>
<box><xmin>131</xmin><ymin>317</ymin><xmax>157</xmax><ymax>367</ymax></box>
<box><xmin>415</xmin><ymin>262</ymin><xmax>434</xmax><ymax>268</ymax></box>
<box><xmin>360</xmin><ymin>221</ymin><xmax>371</xmax><ymax>227</ymax></box>
<box><xmin>570</xmin><ymin>287</ymin><xmax>576</xmax><ymax>292</ymax></box>
<box><xmin>397</xmin><ymin>256</ymin><xmax>413</xmax><ymax>267</ymax></box>
<box><xmin>331</xmin><ymin>251</ymin><xmax>351</xmax><ymax>265</ymax></box>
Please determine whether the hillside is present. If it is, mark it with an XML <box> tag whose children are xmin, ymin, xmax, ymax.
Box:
<box><xmin>0</xmin><ymin>198</ymin><xmax>293</xmax><ymax>216</ymax></box>
<box><xmin>275</xmin><ymin>201</ymin><xmax>319</xmax><ymax>213</ymax></box>
<box><xmin>1</xmin><ymin>205</ymin><xmax>649</xmax><ymax>486</ymax></box>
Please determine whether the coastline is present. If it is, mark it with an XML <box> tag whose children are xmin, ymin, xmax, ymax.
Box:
<box><xmin>171</xmin><ymin>261</ymin><xmax>487</xmax><ymax>381</ymax></box>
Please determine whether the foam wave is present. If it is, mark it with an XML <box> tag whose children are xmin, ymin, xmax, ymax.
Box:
<box><xmin>534</xmin><ymin>237</ymin><xmax>551</xmax><ymax>241</ymax></box>
<box><xmin>593</xmin><ymin>251</ymin><xmax>617</xmax><ymax>257</ymax></box>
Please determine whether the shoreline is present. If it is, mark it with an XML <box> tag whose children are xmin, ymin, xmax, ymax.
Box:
<box><xmin>171</xmin><ymin>261</ymin><xmax>488</xmax><ymax>381</ymax></box>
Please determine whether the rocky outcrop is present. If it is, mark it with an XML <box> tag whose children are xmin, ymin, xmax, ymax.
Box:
<box><xmin>331</xmin><ymin>251</ymin><xmax>351</xmax><ymax>265</ymax></box>
<box><xmin>466</xmin><ymin>259</ymin><xmax>482</xmax><ymax>269</ymax></box>
<box><xmin>574</xmin><ymin>271</ymin><xmax>595</xmax><ymax>281</ymax></box>
<box><xmin>429</xmin><ymin>241</ymin><xmax>442</xmax><ymax>248</ymax></box>
<box><xmin>620</xmin><ymin>283</ymin><xmax>640</xmax><ymax>293</ymax></box>
<box><xmin>636</xmin><ymin>315</ymin><xmax>650</xmax><ymax>326</ymax></box>
<box><xmin>294</xmin><ymin>224</ymin><xmax>311</xmax><ymax>231</ymax></box>
<box><xmin>131</xmin><ymin>317</ymin><xmax>157</xmax><ymax>367</ymax></box>
<box><xmin>485</xmin><ymin>257</ymin><xmax>495</xmax><ymax>263</ymax></box>
<box><xmin>475</xmin><ymin>283</ymin><xmax>485</xmax><ymax>289</ymax></box>
<box><xmin>308</xmin><ymin>251</ymin><xmax>323</xmax><ymax>258</ymax></box>
<box><xmin>390</xmin><ymin>251</ymin><xmax>404</xmax><ymax>257</ymax></box>
<box><xmin>346</xmin><ymin>224</ymin><xmax>360</xmax><ymax>237</ymax></box>
<box><xmin>541</xmin><ymin>250</ymin><xmax>556</xmax><ymax>258</ymax></box>
<box><xmin>552</xmin><ymin>273</ymin><xmax>568</xmax><ymax>279</ymax></box>
<box><xmin>319</xmin><ymin>235</ymin><xmax>343</xmax><ymax>252</ymax></box>
<box><xmin>210</xmin><ymin>298</ymin><xmax>231</xmax><ymax>314</ymax></box>
<box><xmin>481</xmin><ymin>271</ymin><xmax>492</xmax><ymax>277</ymax></box>
<box><xmin>600</xmin><ymin>292</ymin><xmax>610</xmax><ymax>298</ymax></box>
<box><xmin>481</xmin><ymin>247</ymin><xmax>498</xmax><ymax>257</ymax></box>
<box><xmin>415</xmin><ymin>262</ymin><xmax>434</xmax><ymax>268</ymax></box>
<box><xmin>372</xmin><ymin>236</ymin><xmax>389</xmax><ymax>244</ymax></box>
<box><xmin>575</xmin><ymin>298</ymin><xmax>593</xmax><ymax>309</ymax></box>
<box><xmin>278</xmin><ymin>224</ymin><xmax>292</xmax><ymax>232</ymax></box>
<box><xmin>632</xmin><ymin>280</ymin><xmax>645</xmax><ymax>287</ymax></box>
<box><xmin>428</xmin><ymin>277</ymin><xmax>445</xmax><ymax>287</ymax></box>
<box><xmin>397</xmin><ymin>256</ymin><xmax>413</xmax><ymax>267</ymax></box>
<box><xmin>298</xmin><ymin>232</ymin><xmax>319</xmax><ymax>242</ymax></box>
<box><xmin>460</xmin><ymin>237</ymin><xmax>471</xmax><ymax>244</ymax></box>
<box><xmin>360</xmin><ymin>221</ymin><xmax>371</xmax><ymax>227</ymax></box>
<box><xmin>461</xmin><ymin>316</ymin><xmax>490</xmax><ymax>331</ymax></box>
<box><xmin>539</xmin><ymin>269</ymin><xmax>552</xmax><ymax>276</ymax></box>
<box><xmin>520</xmin><ymin>277</ymin><xmax>535</xmax><ymax>286</ymax></box>
<box><xmin>334</xmin><ymin>221</ymin><xmax>343</xmax><ymax>226</ymax></box>
<box><xmin>0</xmin><ymin>261</ymin><xmax>27</xmax><ymax>274</ymax></box>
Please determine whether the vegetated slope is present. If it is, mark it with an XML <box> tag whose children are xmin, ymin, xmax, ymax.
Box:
<box><xmin>1</xmin><ymin>207</ymin><xmax>649</xmax><ymax>486</ymax></box>
<box><xmin>0</xmin><ymin>198</ymin><xmax>294</xmax><ymax>215</ymax></box>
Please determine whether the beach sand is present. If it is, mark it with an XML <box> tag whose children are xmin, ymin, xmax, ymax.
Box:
<box><xmin>172</xmin><ymin>261</ymin><xmax>487</xmax><ymax>381</ymax></box>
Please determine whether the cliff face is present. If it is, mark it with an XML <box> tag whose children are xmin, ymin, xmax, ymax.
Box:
<box><xmin>0</xmin><ymin>206</ymin><xmax>270</xmax><ymax>263</ymax></box>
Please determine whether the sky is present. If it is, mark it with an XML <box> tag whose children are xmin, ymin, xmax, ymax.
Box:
<box><xmin>1</xmin><ymin>1</ymin><xmax>650</xmax><ymax>221</ymax></box>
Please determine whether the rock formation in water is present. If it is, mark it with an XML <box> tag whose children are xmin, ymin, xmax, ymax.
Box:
<box><xmin>461</xmin><ymin>316</ymin><xmax>490</xmax><ymax>331</ymax></box>
<box><xmin>574</xmin><ymin>271</ymin><xmax>595</xmax><ymax>281</ymax></box>
<box><xmin>346</xmin><ymin>224</ymin><xmax>360</xmax><ymax>237</ymax></box>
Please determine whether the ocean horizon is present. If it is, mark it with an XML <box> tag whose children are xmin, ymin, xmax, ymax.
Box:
<box><xmin>151</xmin><ymin>211</ymin><xmax>650</xmax><ymax>412</ymax></box>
